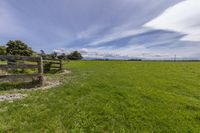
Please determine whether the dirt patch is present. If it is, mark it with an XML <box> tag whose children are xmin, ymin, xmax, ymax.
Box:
<box><xmin>29</xmin><ymin>80</ymin><xmax>61</xmax><ymax>91</ymax></box>
<box><xmin>26</xmin><ymin>70</ymin><xmax>71</xmax><ymax>91</ymax></box>
<box><xmin>0</xmin><ymin>70</ymin><xmax>72</xmax><ymax>102</ymax></box>
<box><xmin>0</xmin><ymin>93</ymin><xmax>27</xmax><ymax>102</ymax></box>
<box><xmin>62</xmin><ymin>70</ymin><xmax>72</xmax><ymax>75</ymax></box>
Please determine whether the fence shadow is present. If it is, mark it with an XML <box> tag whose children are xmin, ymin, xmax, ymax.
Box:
<box><xmin>0</xmin><ymin>80</ymin><xmax>40</xmax><ymax>91</ymax></box>
<box><xmin>45</xmin><ymin>69</ymin><xmax>62</xmax><ymax>74</ymax></box>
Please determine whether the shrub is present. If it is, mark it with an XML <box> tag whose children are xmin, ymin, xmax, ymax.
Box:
<box><xmin>67</xmin><ymin>51</ymin><xmax>83</xmax><ymax>60</ymax></box>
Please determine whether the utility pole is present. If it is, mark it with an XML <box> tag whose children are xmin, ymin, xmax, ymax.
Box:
<box><xmin>174</xmin><ymin>54</ymin><xmax>177</xmax><ymax>62</ymax></box>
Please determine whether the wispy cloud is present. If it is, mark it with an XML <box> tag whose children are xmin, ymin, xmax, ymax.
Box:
<box><xmin>145</xmin><ymin>0</ymin><xmax>200</xmax><ymax>41</ymax></box>
<box><xmin>88</xmin><ymin>28</ymin><xmax>150</xmax><ymax>46</ymax></box>
<box><xmin>1</xmin><ymin>0</ymin><xmax>200</xmax><ymax>59</ymax></box>
<box><xmin>76</xmin><ymin>25</ymin><xmax>105</xmax><ymax>39</ymax></box>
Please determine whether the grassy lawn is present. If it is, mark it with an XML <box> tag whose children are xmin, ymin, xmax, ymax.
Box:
<box><xmin>0</xmin><ymin>61</ymin><xmax>200</xmax><ymax>132</ymax></box>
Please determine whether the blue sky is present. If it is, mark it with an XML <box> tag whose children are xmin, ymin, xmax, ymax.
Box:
<box><xmin>0</xmin><ymin>0</ymin><xmax>200</xmax><ymax>59</ymax></box>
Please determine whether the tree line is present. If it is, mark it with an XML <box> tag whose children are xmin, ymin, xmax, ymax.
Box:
<box><xmin>0</xmin><ymin>40</ymin><xmax>83</xmax><ymax>60</ymax></box>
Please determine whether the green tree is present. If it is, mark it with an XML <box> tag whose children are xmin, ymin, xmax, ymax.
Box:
<box><xmin>0</xmin><ymin>45</ymin><xmax>6</xmax><ymax>55</ymax></box>
<box><xmin>6</xmin><ymin>40</ymin><xmax>33</xmax><ymax>56</ymax></box>
<box><xmin>39</xmin><ymin>50</ymin><xmax>48</xmax><ymax>59</ymax></box>
<box><xmin>50</xmin><ymin>52</ymin><xmax>58</xmax><ymax>59</ymax></box>
<box><xmin>40</xmin><ymin>50</ymin><xmax>46</xmax><ymax>55</ymax></box>
<box><xmin>58</xmin><ymin>53</ymin><xmax>67</xmax><ymax>60</ymax></box>
<box><xmin>67</xmin><ymin>51</ymin><xmax>83</xmax><ymax>60</ymax></box>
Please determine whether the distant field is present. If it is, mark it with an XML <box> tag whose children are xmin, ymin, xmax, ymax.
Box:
<box><xmin>0</xmin><ymin>61</ymin><xmax>200</xmax><ymax>132</ymax></box>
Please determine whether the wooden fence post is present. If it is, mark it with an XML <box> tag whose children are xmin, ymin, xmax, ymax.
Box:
<box><xmin>59</xmin><ymin>60</ymin><xmax>63</xmax><ymax>71</ymax></box>
<box><xmin>38</xmin><ymin>57</ymin><xmax>44</xmax><ymax>86</ymax></box>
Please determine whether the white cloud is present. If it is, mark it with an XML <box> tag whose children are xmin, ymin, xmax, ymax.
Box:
<box><xmin>53</xmin><ymin>48</ymin><xmax>66</xmax><ymax>54</ymax></box>
<box><xmin>145</xmin><ymin>0</ymin><xmax>200</xmax><ymax>42</ymax></box>
<box><xmin>53</xmin><ymin>43</ymin><xmax>200</xmax><ymax>59</ymax></box>
<box><xmin>78</xmin><ymin>45</ymin><xmax>174</xmax><ymax>59</ymax></box>
<box><xmin>84</xmin><ymin>45</ymin><xmax>200</xmax><ymax>59</ymax></box>
<box><xmin>88</xmin><ymin>28</ymin><xmax>150</xmax><ymax>46</ymax></box>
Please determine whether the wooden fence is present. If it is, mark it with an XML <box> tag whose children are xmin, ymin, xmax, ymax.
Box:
<box><xmin>0</xmin><ymin>55</ymin><xmax>44</xmax><ymax>86</ymax></box>
<box><xmin>43</xmin><ymin>59</ymin><xmax>63</xmax><ymax>72</ymax></box>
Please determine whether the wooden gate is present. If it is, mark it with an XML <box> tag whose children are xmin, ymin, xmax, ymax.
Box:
<box><xmin>0</xmin><ymin>55</ymin><xmax>44</xmax><ymax>86</ymax></box>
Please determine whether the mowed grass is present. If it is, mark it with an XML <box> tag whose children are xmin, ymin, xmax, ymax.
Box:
<box><xmin>0</xmin><ymin>61</ymin><xmax>200</xmax><ymax>132</ymax></box>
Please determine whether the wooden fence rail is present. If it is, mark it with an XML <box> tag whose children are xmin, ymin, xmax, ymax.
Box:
<box><xmin>0</xmin><ymin>55</ymin><xmax>44</xmax><ymax>86</ymax></box>
<box><xmin>0</xmin><ymin>55</ymin><xmax>41</xmax><ymax>61</ymax></box>
<box><xmin>43</xmin><ymin>59</ymin><xmax>63</xmax><ymax>71</ymax></box>
<box><xmin>0</xmin><ymin>64</ymin><xmax>38</xmax><ymax>70</ymax></box>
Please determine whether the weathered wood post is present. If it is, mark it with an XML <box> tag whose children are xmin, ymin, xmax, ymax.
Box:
<box><xmin>59</xmin><ymin>60</ymin><xmax>63</xmax><ymax>71</ymax></box>
<box><xmin>38</xmin><ymin>57</ymin><xmax>44</xmax><ymax>86</ymax></box>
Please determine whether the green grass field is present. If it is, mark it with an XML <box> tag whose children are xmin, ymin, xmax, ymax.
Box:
<box><xmin>0</xmin><ymin>61</ymin><xmax>200</xmax><ymax>132</ymax></box>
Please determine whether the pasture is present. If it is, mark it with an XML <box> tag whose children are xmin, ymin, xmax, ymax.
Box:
<box><xmin>0</xmin><ymin>61</ymin><xmax>200</xmax><ymax>132</ymax></box>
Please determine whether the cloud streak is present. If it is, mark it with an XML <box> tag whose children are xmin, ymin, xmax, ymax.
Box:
<box><xmin>1</xmin><ymin>0</ymin><xmax>200</xmax><ymax>59</ymax></box>
<box><xmin>145</xmin><ymin>0</ymin><xmax>200</xmax><ymax>41</ymax></box>
<box><xmin>88</xmin><ymin>28</ymin><xmax>150</xmax><ymax>46</ymax></box>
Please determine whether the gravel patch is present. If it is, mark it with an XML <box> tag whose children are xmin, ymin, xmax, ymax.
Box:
<box><xmin>0</xmin><ymin>70</ymin><xmax>72</xmax><ymax>102</ymax></box>
<box><xmin>30</xmin><ymin>80</ymin><xmax>60</xmax><ymax>91</ymax></box>
<box><xmin>0</xmin><ymin>93</ymin><xmax>27</xmax><ymax>102</ymax></box>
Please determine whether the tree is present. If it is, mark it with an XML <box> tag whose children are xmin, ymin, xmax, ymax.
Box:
<box><xmin>6</xmin><ymin>40</ymin><xmax>33</xmax><ymax>56</ymax></box>
<box><xmin>50</xmin><ymin>52</ymin><xmax>58</xmax><ymax>59</ymax></box>
<box><xmin>67</xmin><ymin>51</ymin><xmax>83</xmax><ymax>60</ymax></box>
<box><xmin>40</xmin><ymin>50</ymin><xmax>46</xmax><ymax>56</ymax></box>
<box><xmin>0</xmin><ymin>45</ymin><xmax>6</xmax><ymax>55</ymax></box>
<box><xmin>58</xmin><ymin>53</ymin><xmax>67</xmax><ymax>60</ymax></box>
<box><xmin>39</xmin><ymin>49</ymin><xmax>48</xmax><ymax>59</ymax></box>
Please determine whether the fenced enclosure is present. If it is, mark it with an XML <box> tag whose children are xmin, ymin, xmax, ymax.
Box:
<box><xmin>0</xmin><ymin>55</ymin><xmax>44</xmax><ymax>86</ymax></box>
<box><xmin>43</xmin><ymin>59</ymin><xmax>63</xmax><ymax>72</ymax></box>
